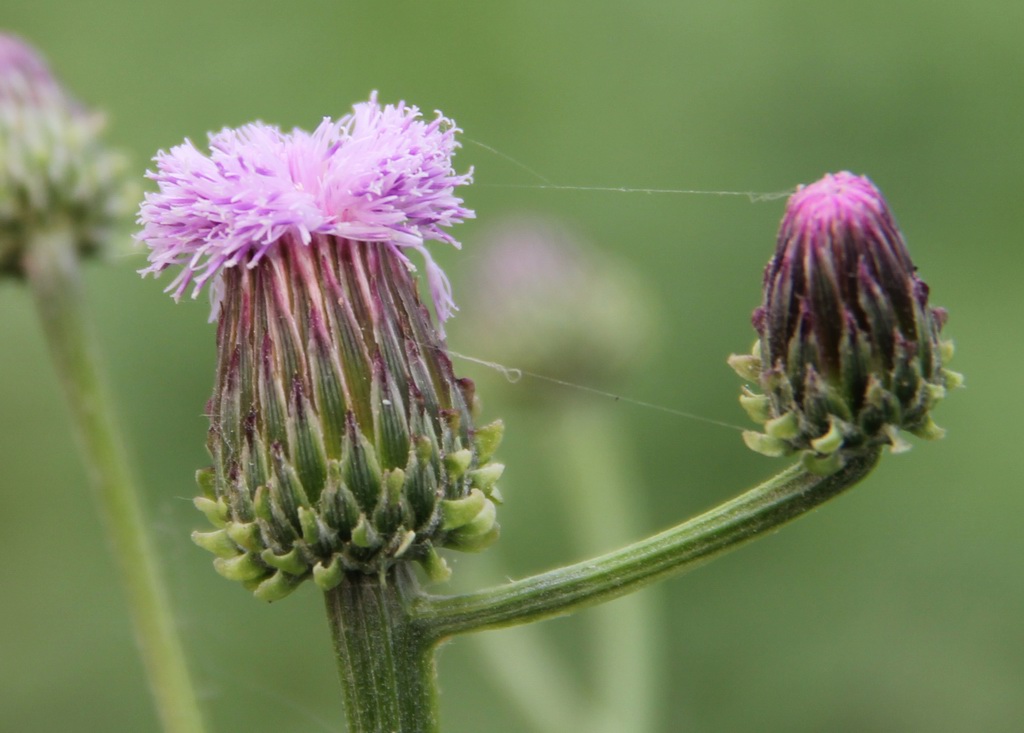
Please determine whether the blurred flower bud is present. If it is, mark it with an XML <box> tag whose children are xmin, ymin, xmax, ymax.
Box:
<box><xmin>138</xmin><ymin>95</ymin><xmax>502</xmax><ymax>599</ymax></box>
<box><xmin>730</xmin><ymin>172</ymin><xmax>961</xmax><ymax>473</ymax></box>
<box><xmin>458</xmin><ymin>215</ymin><xmax>656</xmax><ymax>393</ymax></box>
<box><xmin>0</xmin><ymin>32</ymin><xmax>129</xmax><ymax>276</ymax></box>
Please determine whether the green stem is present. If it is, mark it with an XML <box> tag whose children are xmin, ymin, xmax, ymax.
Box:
<box><xmin>323</xmin><ymin>567</ymin><xmax>439</xmax><ymax>733</ymax></box>
<box><xmin>417</xmin><ymin>450</ymin><xmax>880</xmax><ymax>639</ymax></box>
<box><xmin>22</xmin><ymin>225</ymin><xmax>207</xmax><ymax>733</ymax></box>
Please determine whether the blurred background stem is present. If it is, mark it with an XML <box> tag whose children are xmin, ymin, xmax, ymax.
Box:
<box><xmin>464</xmin><ymin>401</ymin><xmax>658</xmax><ymax>733</ymax></box>
<box><xmin>22</xmin><ymin>223</ymin><xmax>207</xmax><ymax>733</ymax></box>
<box><xmin>554</xmin><ymin>402</ymin><xmax>658</xmax><ymax>733</ymax></box>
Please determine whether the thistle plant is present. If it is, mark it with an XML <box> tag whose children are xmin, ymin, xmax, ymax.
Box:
<box><xmin>0</xmin><ymin>32</ymin><xmax>205</xmax><ymax>733</ymax></box>
<box><xmin>136</xmin><ymin>94</ymin><xmax>957</xmax><ymax>732</ymax></box>
<box><xmin>138</xmin><ymin>96</ymin><xmax>502</xmax><ymax>729</ymax></box>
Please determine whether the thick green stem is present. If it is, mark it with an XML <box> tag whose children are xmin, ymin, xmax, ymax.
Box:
<box><xmin>22</xmin><ymin>225</ymin><xmax>206</xmax><ymax>733</ymax></box>
<box><xmin>323</xmin><ymin>567</ymin><xmax>439</xmax><ymax>733</ymax></box>
<box><xmin>417</xmin><ymin>450</ymin><xmax>880</xmax><ymax>639</ymax></box>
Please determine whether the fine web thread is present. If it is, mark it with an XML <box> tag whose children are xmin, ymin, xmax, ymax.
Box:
<box><xmin>443</xmin><ymin>348</ymin><xmax>749</xmax><ymax>433</ymax></box>
<box><xmin>477</xmin><ymin>182</ymin><xmax>792</xmax><ymax>203</ymax></box>
<box><xmin>464</xmin><ymin>137</ymin><xmax>556</xmax><ymax>185</ymax></box>
<box><xmin>464</xmin><ymin>136</ymin><xmax>794</xmax><ymax>202</ymax></box>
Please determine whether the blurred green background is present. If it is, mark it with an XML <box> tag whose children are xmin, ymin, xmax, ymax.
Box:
<box><xmin>2</xmin><ymin>1</ymin><xmax>1022</xmax><ymax>731</ymax></box>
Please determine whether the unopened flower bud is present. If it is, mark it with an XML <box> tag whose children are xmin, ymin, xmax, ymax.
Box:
<box><xmin>138</xmin><ymin>95</ymin><xmax>502</xmax><ymax>598</ymax></box>
<box><xmin>0</xmin><ymin>33</ymin><xmax>129</xmax><ymax>276</ymax></box>
<box><xmin>730</xmin><ymin>172</ymin><xmax>960</xmax><ymax>472</ymax></box>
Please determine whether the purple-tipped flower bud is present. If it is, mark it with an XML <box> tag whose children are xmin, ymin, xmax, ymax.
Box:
<box><xmin>730</xmin><ymin>172</ymin><xmax>961</xmax><ymax>473</ymax></box>
<box><xmin>0</xmin><ymin>33</ymin><xmax>130</xmax><ymax>276</ymax></box>
<box><xmin>138</xmin><ymin>95</ymin><xmax>502</xmax><ymax>599</ymax></box>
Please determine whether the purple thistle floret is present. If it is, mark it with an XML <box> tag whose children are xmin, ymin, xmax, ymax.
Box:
<box><xmin>137</xmin><ymin>92</ymin><xmax>474</xmax><ymax>322</ymax></box>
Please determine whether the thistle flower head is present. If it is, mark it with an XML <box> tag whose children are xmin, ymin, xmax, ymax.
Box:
<box><xmin>730</xmin><ymin>172</ymin><xmax>961</xmax><ymax>473</ymax></box>
<box><xmin>137</xmin><ymin>97</ymin><xmax>500</xmax><ymax>600</ymax></box>
<box><xmin>0</xmin><ymin>32</ymin><xmax>129</xmax><ymax>276</ymax></box>
<box><xmin>137</xmin><ymin>92</ymin><xmax>473</xmax><ymax>323</ymax></box>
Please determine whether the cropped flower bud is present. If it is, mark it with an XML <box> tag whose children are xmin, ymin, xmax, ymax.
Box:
<box><xmin>459</xmin><ymin>215</ymin><xmax>656</xmax><ymax>390</ymax></box>
<box><xmin>138</xmin><ymin>95</ymin><xmax>502</xmax><ymax>598</ymax></box>
<box><xmin>0</xmin><ymin>33</ymin><xmax>129</xmax><ymax>277</ymax></box>
<box><xmin>730</xmin><ymin>172</ymin><xmax>960</xmax><ymax>473</ymax></box>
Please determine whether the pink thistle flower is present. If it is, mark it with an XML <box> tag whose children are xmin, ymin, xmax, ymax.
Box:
<box><xmin>137</xmin><ymin>92</ymin><xmax>474</xmax><ymax>323</ymax></box>
<box><xmin>139</xmin><ymin>95</ymin><xmax>500</xmax><ymax>596</ymax></box>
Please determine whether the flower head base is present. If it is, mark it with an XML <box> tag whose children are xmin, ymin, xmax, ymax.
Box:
<box><xmin>138</xmin><ymin>99</ymin><xmax>500</xmax><ymax>600</ymax></box>
<box><xmin>729</xmin><ymin>172</ymin><xmax>961</xmax><ymax>473</ymax></box>
<box><xmin>137</xmin><ymin>93</ymin><xmax>473</xmax><ymax>323</ymax></box>
<box><xmin>0</xmin><ymin>33</ymin><xmax>129</xmax><ymax>277</ymax></box>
